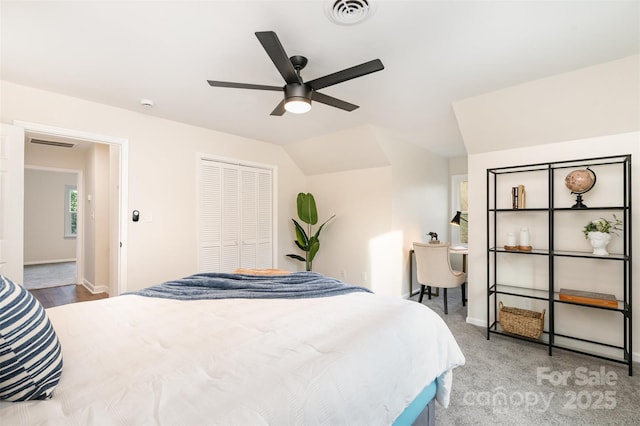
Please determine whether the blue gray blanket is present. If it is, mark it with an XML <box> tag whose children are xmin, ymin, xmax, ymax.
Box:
<box><xmin>129</xmin><ymin>271</ymin><xmax>372</xmax><ymax>300</ymax></box>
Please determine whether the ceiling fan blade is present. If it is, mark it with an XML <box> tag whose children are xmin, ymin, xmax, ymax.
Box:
<box><xmin>307</xmin><ymin>59</ymin><xmax>384</xmax><ymax>91</ymax></box>
<box><xmin>270</xmin><ymin>99</ymin><xmax>286</xmax><ymax>116</ymax></box>
<box><xmin>207</xmin><ymin>80</ymin><xmax>282</xmax><ymax>92</ymax></box>
<box><xmin>255</xmin><ymin>31</ymin><xmax>302</xmax><ymax>85</ymax></box>
<box><xmin>311</xmin><ymin>92</ymin><xmax>359</xmax><ymax>112</ymax></box>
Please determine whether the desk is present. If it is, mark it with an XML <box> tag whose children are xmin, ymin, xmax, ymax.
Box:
<box><xmin>409</xmin><ymin>247</ymin><xmax>468</xmax><ymax>297</ymax></box>
<box><xmin>449</xmin><ymin>247</ymin><xmax>468</xmax><ymax>273</ymax></box>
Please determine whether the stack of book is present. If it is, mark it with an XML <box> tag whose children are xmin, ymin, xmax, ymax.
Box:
<box><xmin>511</xmin><ymin>185</ymin><xmax>525</xmax><ymax>209</ymax></box>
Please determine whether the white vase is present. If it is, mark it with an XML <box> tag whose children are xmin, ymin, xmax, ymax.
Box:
<box><xmin>587</xmin><ymin>231</ymin><xmax>612</xmax><ymax>255</ymax></box>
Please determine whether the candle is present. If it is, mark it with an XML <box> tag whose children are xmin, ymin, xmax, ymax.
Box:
<box><xmin>520</xmin><ymin>227</ymin><xmax>530</xmax><ymax>247</ymax></box>
<box><xmin>507</xmin><ymin>232</ymin><xmax>516</xmax><ymax>247</ymax></box>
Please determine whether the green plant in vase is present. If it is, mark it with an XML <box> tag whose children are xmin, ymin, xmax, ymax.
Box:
<box><xmin>582</xmin><ymin>215</ymin><xmax>623</xmax><ymax>238</ymax></box>
<box><xmin>582</xmin><ymin>214</ymin><xmax>623</xmax><ymax>256</ymax></box>
<box><xmin>286</xmin><ymin>193</ymin><xmax>335</xmax><ymax>271</ymax></box>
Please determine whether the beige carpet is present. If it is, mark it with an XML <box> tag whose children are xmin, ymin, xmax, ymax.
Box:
<box><xmin>414</xmin><ymin>288</ymin><xmax>639</xmax><ymax>425</ymax></box>
<box><xmin>23</xmin><ymin>262</ymin><xmax>77</xmax><ymax>290</ymax></box>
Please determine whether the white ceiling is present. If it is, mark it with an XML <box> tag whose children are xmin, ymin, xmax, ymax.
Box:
<box><xmin>2</xmin><ymin>1</ymin><xmax>638</xmax><ymax>158</ymax></box>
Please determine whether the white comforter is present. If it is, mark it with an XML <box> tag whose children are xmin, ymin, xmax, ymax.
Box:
<box><xmin>0</xmin><ymin>292</ymin><xmax>464</xmax><ymax>425</ymax></box>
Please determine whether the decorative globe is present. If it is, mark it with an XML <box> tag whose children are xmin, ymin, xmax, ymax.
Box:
<box><xmin>565</xmin><ymin>169</ymin><xmax>596</xmax><ymax>194</ymax></box>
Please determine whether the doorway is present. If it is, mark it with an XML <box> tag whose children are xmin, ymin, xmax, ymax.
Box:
<box><xmin>23</xmin><ymin>167</ymin><xmax>81</xmax><ymax>290</ymax></box>
<box><xmin>15</xmin><ymin>121</ymin><xmax>128</xmax><ymax>296</ymax></box>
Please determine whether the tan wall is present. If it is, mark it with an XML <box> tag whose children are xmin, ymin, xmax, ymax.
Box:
<box><xmin>2</xmin><ymin>80</ymin><xmax>306</xmax><ymax>292</ymax></box>
<box><xmin>379</xmin><ymin>133</ymin><xmax>450</xmax><ymax>297</ymax></box>
<box><xmin>298</xmin><ymin>128</ymin><xmax>450</xmax><ymax>298</ymax></box>
<box><xmin>82</xmin><ymin>144</ymin><xmax>110</xmax><ymax>291</ymax></box>
<box><xmin>24</xmin><ymin>169</ymin><xmax>77</xmax><ymax>263</ymax></box>
<box><xmin>453</xmin><ymin>55</ymin><xmax>640</xmax><ymax>154</ymax></box>
<box><xmin>306</xmin><ymin>166</ymin><xmax>393</xmax><ymax>291</ymax></box>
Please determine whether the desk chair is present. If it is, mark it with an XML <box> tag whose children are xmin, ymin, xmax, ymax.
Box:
<box><xmin>413</xmin><ymin>242</ymin><xmax>466</xmax><ymax>314</ymax></box>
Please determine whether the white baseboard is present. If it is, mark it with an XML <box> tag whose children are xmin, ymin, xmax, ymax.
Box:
<box><xmin>24</xmin><ymin>258</ymin><xmax>76</xmax><ymax>266</ymax></box>
<box><xmin>466</xmin><ymin>316</ymin><xmax>486</xmax><ymax>327</ymax></box>
<box><xmin>82</xmin><ymin>279</ymin><xmax>108</xmax><ymax>295</ymax></box>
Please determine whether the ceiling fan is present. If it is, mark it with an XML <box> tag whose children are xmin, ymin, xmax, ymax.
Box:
<box><xmin>207</xmin><ymin>31</ymin><xmax>384</xmax><ymax>115</ymax></box>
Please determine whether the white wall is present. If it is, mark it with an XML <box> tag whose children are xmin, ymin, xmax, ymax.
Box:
<box><xmin>305</xmin><ymin>166</ymin><xmax>393</xmax><ymax>290</ymax></box>
<box><xmin>448</xmin><ymin>156</ymin><xmax>468</xmax><ymax>271</ymax></box>
<box><xmin>378</xmin><ymin>132</ymin><xmax>450</xmax><ymax>296</ymax></box>
<box><xmin>448</xmin><ymin>156</ymin><xmax>468</xmax><ymax>176</ymax></box>
<box><xmin>297</xmin><ymin>127</ymin><xmax>450</xmax><ymax>298</ymax></box>
<box><xmin>2</xmin><ymin>80</ymin><xmax>306</xmax><ymax>292</ymax></box>
<box><xmin>7</xmin><ymin>80</ymin><xmax>451</xmax><ymax>299</ymax></box>
<box><xmin>453</xmin><ymin>55</ymin><xmax>639</xmax><ymax>154</ymax></box>
<box><xmin>24</xmin><ymin>169</ymin><xmax>77</xmax><ymax>263</ymax></box>
<box><xmin>284</xmin><ymin>125</ymin><xmax>390</xmax><ymax>175</ymax></box>
<box><xmin>25</xmin><ymin>140</ymin><xmax>86</xmax><ymax>170</ymax></box>
<box><xmin>83</xmin><ymin>143</ymin><xmax>110</xmax><ymax>292</ymax></box>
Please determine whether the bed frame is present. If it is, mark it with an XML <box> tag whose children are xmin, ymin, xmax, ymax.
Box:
<box><xmin>393</xmin><ymin>380</ymin><xmax>437</xmax><ymax>426</ymax></box>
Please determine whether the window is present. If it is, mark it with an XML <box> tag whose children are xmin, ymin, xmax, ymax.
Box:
<box><xmin>451</xmin><ymin>175</ymin><xmax>468</xmax><ymax>245</ymax></box>
<box><xmin>64</xmin><ymin>185</ymin><xmax>77</xmax><ymax>238</ymax></box>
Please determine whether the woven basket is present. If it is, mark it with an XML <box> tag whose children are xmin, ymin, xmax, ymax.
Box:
<box><xmin>498</xmin><ymin>301</ymin><xmax>545</xmax><ymax>339</ymax></box>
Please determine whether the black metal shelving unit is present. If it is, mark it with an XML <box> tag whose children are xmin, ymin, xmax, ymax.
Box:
<box><xmin>486</xmin><ymin>155</ymin><xmax>632</xmax><ymax>376</ymax></box>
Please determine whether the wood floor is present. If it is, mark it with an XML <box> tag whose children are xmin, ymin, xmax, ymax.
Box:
<box><xmin>29</xmin><ymin>284</ymin><xmax>108</xmax><ymax>309</ymax></box>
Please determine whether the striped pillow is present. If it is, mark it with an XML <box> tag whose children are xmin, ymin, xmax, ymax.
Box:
<box><xmin>0</xmin><ymin>275</ymin><xmax>63</xmax><ymax>401</ymax></box>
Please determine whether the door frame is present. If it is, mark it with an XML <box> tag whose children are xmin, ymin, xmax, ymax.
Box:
<box><xmin>15</xmin><ymin>120</ymin><xmax>129</xmax><ymax>295</ymax></box>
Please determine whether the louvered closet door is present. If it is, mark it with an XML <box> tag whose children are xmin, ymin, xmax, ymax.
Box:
<box><xmin>240</xmin><ymin>166</ymin><xmax>273</xmax><ymax>269</ymax></box>
<box><xmin>198</xmin><ymin>161</ymin><xmax>222</xmax><ymax>272</ymax></box>
<box><xmin>256</xmin><ymin>170</ymin><xmax>273</xmax><ymax>268</ymax></box>
<box><xmin>221</xmin><ymin>166</ymin><xmax>240</xmax><ymax>272</ymax></box>
<box><xmin>198</xmin><ymin>159</ymin><xmax>273</xmax><ymax>273</ymax></box>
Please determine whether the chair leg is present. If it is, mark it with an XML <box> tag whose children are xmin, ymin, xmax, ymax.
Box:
<box><xmin>418</xmin><ymin>285</ymin><xmax>425</xmax><ymax>303</ymax></box>
<box><xmin>427</xmin><ymin>286</ymin><xmax>432</xmax><ymax>300</ymax></box>
<box><xmin>462</xmin><ymin>283</ymin><xmax>466</xmax><ymax>306</ymax></box>
<box><xmin>443</xmin><ymin>288</ymin><xmax>448</xmax><ymax>314</ymax></box>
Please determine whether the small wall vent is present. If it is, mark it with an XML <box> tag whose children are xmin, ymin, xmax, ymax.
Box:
<box><xmin>326</xmin><ymin>0</ymin><xmax>374</xmax><ymax>25</ymax></box>
<box><xmin>30</xmin><ymin>139</ymin><xmax>75</xmax><ymax>148</ymax></box>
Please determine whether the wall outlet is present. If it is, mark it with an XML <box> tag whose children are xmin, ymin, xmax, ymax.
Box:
<box><xmin>340</xmin><ymin>270</ymin><xmax>346</xmax><ymax>278</ymax></box>
<box><xmin>361</xmin><ymin>272</ymin><xmax>368</xmax><ymax>281</ymax></box>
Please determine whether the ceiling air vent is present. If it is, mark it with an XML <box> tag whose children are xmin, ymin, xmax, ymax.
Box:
<box><xmin>326</xmin><ymin>0</ymin><xmax>374</xmax><ymax>25</ymax></box>
<box><xmin>30</xmin><ymin>139</ymin><xmax>75</xmax><ymax>148</ymax></box>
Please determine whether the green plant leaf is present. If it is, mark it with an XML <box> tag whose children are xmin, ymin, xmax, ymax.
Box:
<box><xmin>288</xmin><ymin>193</ymin><xmax>333</xmax><ymax>272</ymax></box>
<box><xmin>307</xmin><ymin>240</ymin><xmax>320</xmax><ymax>262</ymax></box>
<box><xmin>294</xmin><ymin>239</ymin><xmax>308</xmax><ymax>252</ymax></box>
<box><xmin>286</xmin><ymin>254</ymin><xmax>306</xmax><ymax>262</ymax></box>
<box><xmin>292</xmin><ymin>219</ymin><xmax>309</xmax><ymax>248</ymax></box>
<box><xmin>297</xmin><ymin>193</ymin><xmax>318</xmax><ymax>225</ymax></box>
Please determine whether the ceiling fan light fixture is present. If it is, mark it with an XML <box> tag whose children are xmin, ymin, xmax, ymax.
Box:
<box><xmin>284</xmin><ymin>84</ymin><xmax>312</xmax><ymax>114</ymax></box>
<box><xmin>285</xmin><ymin>98</ymin><xmax>312</xmax><ymax>114</ymax></box>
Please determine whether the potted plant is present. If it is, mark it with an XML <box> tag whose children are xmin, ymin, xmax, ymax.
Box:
<box><xmin>286</xmin><ymin>193</ymin><xmax>335</xmax><ymax>271</ymax></box>
<box><xmin>582</xmin><ymin>214</ymin><xmax>623</xmax><ymax>255</ymax></box>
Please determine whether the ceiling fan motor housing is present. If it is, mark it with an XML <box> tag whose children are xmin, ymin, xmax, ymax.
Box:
<box><xmin>284</xmin><ymin>84</ymin><xmax>312</xmax><ymax>102</ymax></box>
<box><xmin>290</xmin><ymin>55</ymin><xmax>308</xmax><ymax>71</ymax></box>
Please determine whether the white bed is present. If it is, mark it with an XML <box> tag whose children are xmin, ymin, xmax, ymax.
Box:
<box><xmin>0</xmin><ymin>278</ymin><xmax>464</xmax><ymax>425</ymax></box>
